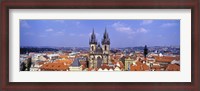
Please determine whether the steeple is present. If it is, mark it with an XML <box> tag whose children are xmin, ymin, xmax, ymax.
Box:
<box><xmin>89</xmin><ymin>28</ymin><xmax>97</xmax><ymax>44</ymax></box>
<box><xmin>91</xmin><ymin>28</ymin><xmax>95</xmax><ymax>39</ymax></box>
<box><xmin>102</xmin><ymin>28</ymin><xmax>110</xmax><ymax>45</ymax></box>
<box><xmin>103</xmin><ymin>28</ymin><xmax>108</xmax><ymax>39</ymax></box>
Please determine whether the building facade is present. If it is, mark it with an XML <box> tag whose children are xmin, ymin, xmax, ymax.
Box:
<box><xmin>89</xmin><ymin>28</ymin><xmax>111</xmax><ymax>68</ymax></box>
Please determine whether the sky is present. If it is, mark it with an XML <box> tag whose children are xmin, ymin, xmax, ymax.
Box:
<box><xmin>20</xmin><ymin>20</ymin><xmax>180</xmax><ymax>47</ymax></box>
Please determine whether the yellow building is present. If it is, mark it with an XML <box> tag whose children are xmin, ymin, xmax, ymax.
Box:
<box><xmin>125</xmin><ymin>57</ymin><xmax>135</xmax><ymax>71</ymax></box>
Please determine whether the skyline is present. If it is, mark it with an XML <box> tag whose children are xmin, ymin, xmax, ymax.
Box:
<box><xmin>20</xmin><ymin>20</ymin><xmax>180</xmax><ymax>47</ymax></box>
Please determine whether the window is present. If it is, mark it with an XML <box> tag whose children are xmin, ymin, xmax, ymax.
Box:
<box><xmin>105</xmin><ymin>45</ymin><xmax>107</xmax><ymax>51</ymax></box>
<box><xmin>92</xmin><ymin>46</ymin><xmax>94</xmax><ymax>51</ymax></box>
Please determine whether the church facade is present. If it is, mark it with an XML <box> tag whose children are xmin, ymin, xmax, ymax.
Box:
<box><xmin>89</xmin><ymin>28</ymin><xmax>111</xmax><ymax>68</ymax></box>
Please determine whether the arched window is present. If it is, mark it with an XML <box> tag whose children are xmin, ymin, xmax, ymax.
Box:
<box><xmin>105</xmin><ymin>45</ymin><xmax>107</xmax><ymax>51</ymax></box>
<box><xmin>92</xmin><ymin>46</ymin><xmax>94</xmax><ymax>51</ymax></box>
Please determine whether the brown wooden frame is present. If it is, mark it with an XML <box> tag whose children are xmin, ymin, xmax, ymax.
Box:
<box><xmin>0</xmin><ymin>0</ymin><xmax>199</xmax><ymax>91</ymax></box>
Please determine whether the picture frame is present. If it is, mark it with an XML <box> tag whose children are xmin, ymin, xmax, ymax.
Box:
<box><xmin>0</xmin><ymin>0</ymin><xmax>199</xmax><ymax>91</ymax></box>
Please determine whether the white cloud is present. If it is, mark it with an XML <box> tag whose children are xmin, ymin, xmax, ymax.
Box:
<box><xmin>116</xmin><ymin>27</ymin><xmax>135</xmax><ymax>34</ymax></box>
<box><xmin>112</xmin><ymin>22</ymin><xmax>149</xmax><ymax>35</ymax></box>
<box><xmin>112</xmin><ymin>22</ymin><xmax>135</xmax><ymax>34</ymax></box>
<box><xmin>21</xmin><ymin>20</ymin><xmax>30</xmax><ymax>28</ymax></box>
<box><xmin>141</xmin><ymin>20</ymin><xmax>153</xmax><ymax>25</ymax></box>
<box><xmin>45</xmin><ymin>28</ymin><xmax>54</xmax><ymax>32</ymax></box>
<box><xmin>161</xmin><ymin>23</ymin><xmax>177</xmax><ymax>27</ymax></box>
<box><xmin>137</xmin><ymin>28</ymin><xmax>148</xmax><ymax>33</ymax></box>
<box><xmin>112</xmin><ymin>22</ymin><xmax>124</xmax><ymax>27</ymax></box>
<box><xmin>112</xmin><ymin>22</ymin><xmax>148</xmax><ymax>39</ymax></box>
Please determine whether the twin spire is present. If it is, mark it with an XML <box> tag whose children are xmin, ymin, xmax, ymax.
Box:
<box><xmin>89</xmin><ymin>29</ymin><xmax>97</xmax><ymax>44</ymax></box>
<box><xmin>89</xmin><ymin>28</ymin><xmax>110</xmax><ymax>45</ymax></box>
<box><xmin>102</xmin><ymin>28</ymin><xmax>110</xmax><ymax>45</ymax></box>
<box><xmin>103</xmin><ymin>28</ymin><xmax>109</xmax><ymax>39</ymax></box>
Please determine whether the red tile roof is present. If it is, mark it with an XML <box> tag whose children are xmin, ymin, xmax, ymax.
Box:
<box><xmin>101</xmin><ymin>64</ymin><xmax>110</xmax><ymax>70</ymax></box>
<box><xmin>142</xmin><ymin>64</ymin><xmax>150</xmax><ymax>70</ymax></box>
<box><xmin>166</xmin><ymin>64</ymin><xmax>180</xmax><ymax>71</ymax></box>
<box><xmin>154</xmin><ymin>56</ymin><xmax>180</xmax><ymax>63</ymax></box>
<box><xmin>130</xmin><ymin>65</ymin><xmax>141</xmax><ymax>71</ymax></box>
<box><xmin>40</xmin><ymin>63</ymin><xmax>69</xmax><ymax>71</ymax></box>
<box><xmin>151</xmin><ymin>65</ymin><xmax>161</xmax><ymax>69</ymax></box>
<box><xmin>54</xmin><ymin>59</ymin><xmax>73</xmax><ymax>64</ymax></box>
<box><xmin>59</xmin><ymin>54</ymin><xmax>68</xmax><ymax>59</ymax></box>
<box><xmin>130</xmin><ymin>61</ymin><xmax>150</xmax><ymax>71</ymax></box>
<box><xmin>87</xmin><ymin>67</ymin><xmax>99</xmax><ymax>71</ymax></box>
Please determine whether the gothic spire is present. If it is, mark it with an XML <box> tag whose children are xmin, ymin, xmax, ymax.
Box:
<box><xmin>102</xmin><ymin>28</ymin><xmax>110</xmax><ymax>45</ymax></box>
<box><xmin>89</xmin><ymin>28</ymin><xmax>97</xmax><ymax>44</ymax></box>
<box><xmin>103</xmin><ymin>27</ymin><xmax>109</xmax><ymax>39</ymax></box>
<box><xmin>91</xmin><ymin>28</ymin><xmax>95</xmax><ymax>39</ymax></box>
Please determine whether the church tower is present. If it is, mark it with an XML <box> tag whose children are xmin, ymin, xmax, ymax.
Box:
<box><xmin>101</xmin><ymin>28</ymin><xmax>110</xmax><ymax>64</ymax></box>
<box><xmin>89</xmin><ymin>29</ymin><xmax>97</xmax><ymax>68</ymax></box>
<box><xmin>89</xmin><ymin>28</ymin><xmax>111</xmax><ymax>68</ymax></box>
<box><xmin>89</xmin><ymin>29</ymin><xmax>97</xmax><ymax>53</ymax></box>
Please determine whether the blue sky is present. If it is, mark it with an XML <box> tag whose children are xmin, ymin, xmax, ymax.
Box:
<box><xmin>20</xmin><ymin>20</ymin><xmax>180</xmax><ymax>47</ymax></box>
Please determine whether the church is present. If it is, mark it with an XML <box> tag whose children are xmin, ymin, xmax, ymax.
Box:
<box><xmin>89</xmin><ymin>28</ymin><xmax>111</xmax><ymax>68</ymax></box>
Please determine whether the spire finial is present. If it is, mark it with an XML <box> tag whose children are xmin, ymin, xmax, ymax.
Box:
<box><xmin>92</xmin><ymin>28</ymin><xmax>95</xmax><ymax>34</ymax></box>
